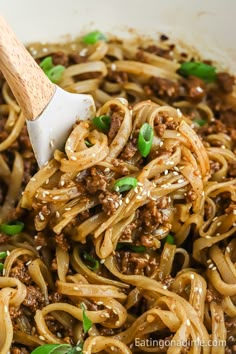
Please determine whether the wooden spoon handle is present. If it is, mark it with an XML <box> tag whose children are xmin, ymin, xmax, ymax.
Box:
<box><xmin>0</xmin><ymin>16</ymin><xmax>55</xmax><ymax>121</ymax></box>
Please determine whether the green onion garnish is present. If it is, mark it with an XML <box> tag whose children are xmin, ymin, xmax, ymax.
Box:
<box><xmin>114</xmin><ymin>176</ymin><xmax>137</xmax><ymax>193</ymax></box>
<box><xmin>83</xmin><ymin>251</ymin><xmax>99</xmax><ymax>271</ymax></box>
<box><xmin>0</xmin><ymin>263</ymin><xmax>3</xmax><ymax>272</ymax></box>
<box><xmin>80</xmin><ymin>303</ymin><xmax>92</xmax><ymax>333</ymax></box>
<box><xmin>39</xmin><ymin>56</ymin><xmax>53</xmax><ymax>72</ymax></box>
<box><xmin>0</xmin><ymin>221</ymin><xmax>24</xmax><ymax>235</ymax></box>
<box><xmin>31</xmin><ymin>344</ymin><xmax>72</xmax><ymax>354</ymax></box>
<box><xmin>164</xmin><ymin>234</ymin><xmax>175</xmax><ymax>245</ymax></box>
<box><xmin>178</xmin><ymin>61</ymin><xmax>216</xmax><ymax>83</ymax></box>
<box><xmin>92</xmin><ymin>115</ymin><xmax>111</xmax><ymax>132</ymax></box>
<box><xmin>84</xmin><ymin>139</ymin><xmax>93</xmax><ymax>147</ymax></box>
<box><xmin>82</xmin><ymin>31</ymin><xmax>107</xmax><ymax>45</ymax></box>
<box><xmin>137</xmin><ymin>123</ymin><xmax>154</xmax><ymax>158</ymax></box>
<box><xmin>116</xmin><ymin>243</ymin><xmax>146</xmax><ymax>253</ymax></box>
<box><xmin>46</xmin><ymin>65</ymin><xmax>65</xmax><ymax>83</ymax></box>
<box><xmin>0</xmin><ymin>252</ymin><xmax>7</xmax><ymax>259</ymax></box>
<box><xmin>40</xmin><ymin>56</ymin><xmax>65</xmax><ymax>83</ymax></box>
<box><xmin>193</xmin><ymin>119</ymin><xmax>206</xmax><ymax>127</ymax></box>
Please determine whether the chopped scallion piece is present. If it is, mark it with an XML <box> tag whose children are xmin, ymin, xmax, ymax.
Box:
<box><xmin>82</xmin><ymin>31</ymin><xmax>107</xmax><ymax>45</ymax></box>
<box><xmin>40</xmin><ymin>56</ymin><xmax>65</xmax><ymax>83</ymax></box>
<box><xmin>193</xmin><ymin>119</ymin><xmax>206</xmax><ymax>127</ymax></box>
<box><xmin>0</xmin><ymin>263</ymin><xmax>3</xmax><ymax>272</ymax></box>
<box><xmin>39</xmin><ymin>56</ymin><xmax>53</xmax><ymax>72</ymax></box>
<box><xmin>114</xmin><ymin>176</ymin><xmax>137</xmax><ymax>193</ymax></box>
<box><xmin>46</xmin><ymin>65</ymin><xmax>65</xmax><ymax>83</ymax></box>
<box><xmin>164</xmin><ymin>234</ymin><xmax>175</xmax><ymax>245</ymax></box>
<box><xmin>80</xmin><ymin>303</ymin><xmax>92</xmax><ymax>333</ymax></box>
<box><xmin>0</xmin><ymin>221</ymin><xmax>24</xmax><ymax>235</ymax></box>
<box><xmin>137</xmin><ymin>123</ymin><xmax>154</xmax><ymax>157</ymax></box>
<box><xmin>84</xmin><ymin>139</ymin><xmax>93</xmax><ymax>147</ymax></box>
<box><xmin>83</xmin><ymin>251</ymin><xmax>99</xmax><ymax>271</ymax></box>
<box><xmin>30</xmin><ymin>343</ymin><xmax>72</xmax><ymax>354</ymax></box>
<box><xmin>92</xmin><ymin>115</ymin><xmax>111</xmax><ymax>132</ymax></box>
<box><xmin>116</xmin><ymin>243</ymin><xmax>146</xmax><ymax>253</ymax></box>
<box><xmin>178</xmin><ymin>61</ymin><xmax>216</xmax><ymax>83</ymax></box>
<box><xmin>0</xmin><ymin>252</ymin><xmax>7</xmax><ymax>259</ymax></box>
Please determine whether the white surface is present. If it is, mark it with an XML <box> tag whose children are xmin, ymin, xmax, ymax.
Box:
<box><xmin>0</xmin><ymin>0</ymin><xmax>235</xmax><ymax>71</ymax></box>
<box><xmin>27</xmin><ymin>86</ymin><xmax>95</xmax><ymax>167</ymax></box>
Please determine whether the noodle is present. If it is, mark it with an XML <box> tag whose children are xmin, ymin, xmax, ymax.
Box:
<box><xmin>0</xmin><ymin>33</ymin><xmax>236</xmax><ymax>354</ymax></box>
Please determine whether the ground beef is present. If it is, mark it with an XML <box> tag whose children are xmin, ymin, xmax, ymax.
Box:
<box><xmin>142</xmin><ymin>45</ymin><xmax>172</xmax><ymax>59</ymax></box>
<box><xmin>119</xmin><ymin>139</ymin><xmax>138</xmax><ymax>160</ymax></box>
<box><xmin>22</xmin><ymin>285</ymin><xmax>45</xmax><ymax>312</ymax></box>
<box><xmin>119</xmin><ymin>218</ymin><xmax>141</xmax><ymax>242</ymax></box>
<box><xmin>139</xmin><ymin>197</ymin><xmax>171</xmax><ymax>232</ymax></box>
<box><xmin>48</xmin><ymin>291</ymin><xmax>64</xmax><ymax>303</ymax></box>
<box><xmin>69</xmin><ymin>53</ymin><xmax>88</xmax><ymax>64</ymax></box>
<box><xmin>108</xmin><ymin>110</ymin><xmax>123</xmax><ymax>141</ymax></box>
<box><xmin>180</xmin><ymin>75</ymin><xmax>206</xmax><ymax>103</ymax></box>
<box><xmin>217</xmin><ymin>72</ymin><xmax>235</xmax><ymax>93</ymax></box>
<box><xmin>219</xmin><ymin>108</ymin><xmax>236</xmax><ymax>129</ymax></box>
<box><xmin>205</xmin><ymin>288</ymin><xmax>222</xmax><ymax>303</ymax></box>
<box><xmin>110</xmin><ymin>159</ymin><xmax>130</xmax><ymax>175</ymax></box>
<box><xmin>154</xmin><ymin>123</ymin><xmax>166</xmax><ymax>137</ymax></box>
<box><xmin>116</xmin><ymin>251</ymin><xmax>159</xmax><ymax>276</ymax></box>
<box><xmin>10</xmin><ymin>259</ymin><xmax>31</xmax><ymax>285</ymax></box>
<box><xmin>35</xmin><ymin>232</ymin><xmax>48</xmax><ymax>247</ymax></box>
<box><xmin>148</xmin><ymin>77</ymin><xmax>180</xmax><ymax>98</ymax></box>
<box><xmin>0</xmin><ymin>232</ymin><xmax>9</xmax><ymax>243</ymax></box>
<box><xmin>99</xmin><ymin>191</ymin><xmax>120</xmax><ymax>215</ymax></box>
<box><xmin>52</xmin><ymin>52</ymin><xmax>69</xmax><ymax>67</ymax></box>
<box><xmin>107</xmin><ymin>68</ymin><xmax>128</xmax><ymax>83</ymax></box>
<box><xmin>210</xmin><ymin>161</ymin><xmax>221</xmax><ymax>175</ymax></box>
<box><xmin>55</xmin><ymin>234</ymin><xmax>69</xmax><ymax>251</ymax></box>
<box><xmin>9</xmin><ymin>307</ymin><xmax>22</xmax><ymax>320</ymax></box>
<box><xmin>86</xmin><ymin>167</ymin><xmax>107</xmax><ymax>193</ymax></box>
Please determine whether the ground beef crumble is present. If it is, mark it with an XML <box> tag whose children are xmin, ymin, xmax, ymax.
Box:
<box><xmin>86</xmin><ymin>167</ymin><xmax>107</xmax><ymax>193</ymax></box>
<box><xmin>99</xmin><ymin>191</ymin><xmax>120</xmax><ymax>215</ymax></box>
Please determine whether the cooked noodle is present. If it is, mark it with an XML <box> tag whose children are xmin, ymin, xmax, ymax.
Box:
<box><xmin>0</xmin><ymin>33</ymin><xmax>236</xmax><ymax>354</ymax></box>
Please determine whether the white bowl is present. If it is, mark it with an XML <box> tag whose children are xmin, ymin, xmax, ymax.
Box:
<box><xmin>1</xmin><ymin>0</ymin><xmax>236</xmax><ymax>71</ymax></box>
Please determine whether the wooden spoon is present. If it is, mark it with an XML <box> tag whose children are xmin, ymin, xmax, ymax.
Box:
<box><xmin>0</xmin><ymin>16</ymin><xmax>96</xmax><ymax>166</ymax></box>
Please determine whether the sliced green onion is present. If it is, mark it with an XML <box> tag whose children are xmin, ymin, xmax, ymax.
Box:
<box><xmin>116</xmin><ymin>243</ymin><xmax>146</xmax><ymax>253</ymax></box>
<box><xmin>80</xmin><ymin>303</ymin><xmax>92</xmax><ymax>333</ymax></box>
<box><xmin>46</xmin><ymin>65</ymin><xmax>65</xmax><ymax>83</ymax></box>
<box><xmin>83</xmin><ymin>251</ymin><xmax>99</xmax><ymax>271</ymax></box>
<box><xmin>164</xmin><ymin>234</ymin><xmax>175</xmax><ymax>245</ymax></box>
<box><xmin>39</xmin><ymin>56</ymin><xmax>53</xmax><ymax>72</ymax></box>
<box><xmin>92</xmin><ymin>115</ymin><xmax>111</xmax><ymax>132</ymax></box>
<box><xmin>193</xmin><ymin>119</ymin><xmax>206</xmax><ymax>127</ymax></box>
<box><xmin>137</xmin><ymin>123</ymin><xmax>154</xmax><ymax>158</ymax></box>
<box><xmin>0</xmin><ymin>221</ymin><xmax>24</xmax><ymax>235</ymax></box>
<box><xmin>114</xmin><ymin>176</ymin><xmax>137</xmax><ymax>193</ymax></box>
<box><xmin>31</xmin><ymin>343</ymin><xmax>72</xmax><ymax>354</ymax></box>
<box><xmin>0</xmin><ymin>263</ymin><xmax>3</xmax><ymax>272</ymax></box>
<box><xmin>178</xmin><ymin>61</ymin><xmax>216</xmax><ymax>83</ymax></box>
<box><xmin>67</xmin><ymin>344</ymin><xmax>83</xmax><ymax>354</ymax></box>
<box><xmin>0</xmin><ymin>252</ymin><xmax>7</xmax><ymax>259</ymax></box>
<box><xmin>82</xmin><ymin>31</ymin><xmax>107</xmax><ymax>45</ymax></box>
<box><xmin>84</xmin><ymin>139</ymin><xmax>93</xmax><ymax>147</ymax></box>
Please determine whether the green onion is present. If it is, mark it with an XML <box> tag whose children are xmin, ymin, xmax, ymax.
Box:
<box><xmin>137</xmin><ymin>123</ymin><xmax>154</xmax><ymax>158</ymax></box>
<box><xmin>0</xmin><ymin>263</ymin><xmax>4</xmax><ymax>272</ymax></box>
<box><xmin>116</xmin><ymin>243</ymin><xmax>146</xmax><ymax>253</ymax></box>
<box><xmin>193</xmin><ymin>119</ymin><xmax>206</xmax><ymax>127</ymax></box>
<box><xmin>82</xmin><ymin>31</ymin><xmax>107</xmax><ymax>45</ymax></box>
<box><xmin>40</xmin><ymin>56</ymin><xmax>65</xmax><ymax>83</ymax></box>
<box><xmin>31</xmin><ymin>343</ymin><xmax>72</xmax><ymax>354</ymax></box>
<box><xmin>0</xmin><ymin>221</ymin><xmax>24</xmax><ymax>235</ymax></box>
<box><xmin>80</xmin><ymin>303</ymin><xmax>92</xmax><ymax>333</ymax></box>
<box><xmin>114</xmin><ymin>177</ymin><xmax>137</xmax><ymax>193</ymax></box>
<box><xmin>92</xmin><ymin>115</ymin><xmax>111</xmax><ymax>132</ymax></box>
<box><xmin>83</xmin><ymin>251</ymin><xmax>99</xmax><ymax>271</ymax></box>
<box><xmin>0</xmin><ymin>252</ymin><xmax>7</xmax><ymax>259</ymax></box>
<box><xmin>39</xmin><ymin>56</ymin><xmax>53</xmax><ymax>71</ymax></box>
<box><xmin>178</xmin><ymin>61</ymin><xmax>216</xmax><ymax>83</ymax></box>
<box><xmin>164</xmin><ymin>234</ymin><xmax>175</xmax><ymax>245</ymax></box>
<box><xmin>84</xmin><ymin>139</ymin><xmax>93</xmax><ymax>147</ymax></box>
<box><xmin>67</xmin><ymin>344</ymin><xmax>83</xmax><ymax>354</ymax></box>
<box><xmin>46</xmin><ymin>66</ymin><xmax>65</xmax><ymax>83</ymax></box>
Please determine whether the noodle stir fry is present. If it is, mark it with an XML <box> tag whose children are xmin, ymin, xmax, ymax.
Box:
<box><xmin>0</xmin><ymin>32</ymin><xmax>236</xmax><ymax>354</ymax></box>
